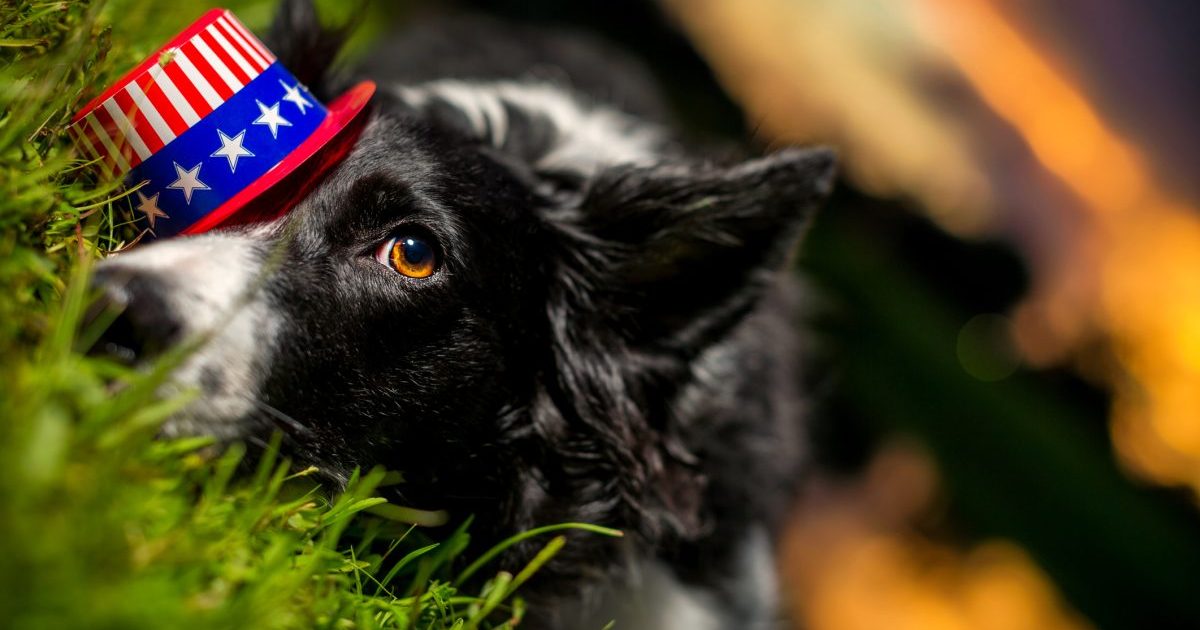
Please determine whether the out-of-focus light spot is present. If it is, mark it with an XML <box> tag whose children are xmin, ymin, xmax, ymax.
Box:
<box><xmin>957</xmin><ymin>313</ymin><xmax>1021</xmax><ymax>382</ymax></box>
<box><xmin>661</xmin><ymin>0</ymin><xmax>995</xmax><ymax>236</ymax></box>
<box><xmin>908</xmin><ymin>0</ymin><xmax>1151</xmax><ymax>216</ymax></box>
<box><xmin>781</xmin><ymin>444</ymin><xmax>1094</xmax><ymax>630</ymax></box>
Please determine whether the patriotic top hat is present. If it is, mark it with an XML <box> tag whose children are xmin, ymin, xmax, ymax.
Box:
<box><xmin>68</xmin><ymin>8</ymin><xmax>375</xmax><ymax>240</ymax></box>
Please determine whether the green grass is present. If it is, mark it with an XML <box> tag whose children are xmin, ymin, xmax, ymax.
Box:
<box><xmin>0</xmin><ymin>2</ymin><xmax>619</xmax><ymax>628</ymax></box>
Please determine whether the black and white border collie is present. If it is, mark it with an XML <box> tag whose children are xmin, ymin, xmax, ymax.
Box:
<box><xmin>92</xmin><ymin>2</ymin><xmax>835</xmax><ymax>627</ymax></box>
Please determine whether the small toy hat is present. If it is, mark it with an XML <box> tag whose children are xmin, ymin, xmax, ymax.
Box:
<box><xmin>68</xmin><ymin>8</ymin><xmax>375</xmax><ymax>239</ymax></box>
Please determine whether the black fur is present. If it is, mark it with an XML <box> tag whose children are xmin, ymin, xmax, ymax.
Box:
<box><xmin>117</xmin><ymin>2</ymin><xmax>835</xmax><ymax>626</ymax></box>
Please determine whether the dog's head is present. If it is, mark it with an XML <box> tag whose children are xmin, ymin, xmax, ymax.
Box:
<box><xmin>92</xmin><ymin>0</ymin><xmax>834</xmax><ymax>548</ymax></box>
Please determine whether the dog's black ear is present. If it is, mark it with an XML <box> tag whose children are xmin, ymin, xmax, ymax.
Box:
<box><xmin>263</xmin><ymin>0</ymin><xmax>351</xmax><ymax>99</ymax></box>
<box><xmin>557</xmin><ymin>147</ymin><xmax>836</xmax><ymax>351</ymax></box>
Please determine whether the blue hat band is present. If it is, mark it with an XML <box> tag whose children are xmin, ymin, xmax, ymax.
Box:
<box><xmin>127</xmin><ymin>61</ymin><xmax>329</xmax><ymax>238</ymax></box>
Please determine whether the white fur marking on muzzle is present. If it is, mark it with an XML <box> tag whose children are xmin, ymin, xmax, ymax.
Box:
<box><xmin>99</xmin><ymin>231</ymin><xmax>282</xmax><ymax>439</ymax></box>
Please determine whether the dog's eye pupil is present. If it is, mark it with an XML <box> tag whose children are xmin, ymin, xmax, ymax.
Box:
<box><xmin>375</xmin><ymin>234</ymin><xmax>438</xmax><ymax>279</ymax></box>
<box><xmin>401</xmin><ymin>238</ymin><xmax>429</xmax><ymax>265</ymax></box>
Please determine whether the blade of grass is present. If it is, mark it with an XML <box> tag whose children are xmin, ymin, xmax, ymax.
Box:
<box><xmin>455</xmin><ymin>522</ymin><xmax>622</xmax><ymax>587</ymax></box>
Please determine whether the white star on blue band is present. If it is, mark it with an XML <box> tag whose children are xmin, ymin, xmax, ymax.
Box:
<box><xmin>122</xmin><ymin>62</ymin><xmax>329</xmax><ymax>238</ymax></box>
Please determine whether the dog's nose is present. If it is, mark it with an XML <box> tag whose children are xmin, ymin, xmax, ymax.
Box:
<box><xmin>89</xmin><ymin>267</ymin><xmax>184</xmax><ymax>362</ymax></box>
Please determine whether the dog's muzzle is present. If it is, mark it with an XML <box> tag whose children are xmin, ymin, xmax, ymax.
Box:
<box><xmin>86</xmin><ymin>232</ymin><xmax>283</xmax><ymax>439</ymax></box>
<box><xmin>90</xmin><ymin>266</ymin><xmax>185</xmax><ymax>363</ymax></box>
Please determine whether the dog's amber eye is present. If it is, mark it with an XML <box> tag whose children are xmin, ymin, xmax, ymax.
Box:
<box><xmin>374</xmin><ymin>234</ymin><xmax>438</xmax><ymax>278</ymax></box>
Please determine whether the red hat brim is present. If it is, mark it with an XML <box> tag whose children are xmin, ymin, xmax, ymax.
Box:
<box><xmin>180</xmin><ymin>80</ymin><xmax>377</xmax><ymax>235</ymax></box>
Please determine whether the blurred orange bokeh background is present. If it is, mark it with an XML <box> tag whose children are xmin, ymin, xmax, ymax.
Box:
<box><xmin>659</xmin><ymin>0</ymin><xmax>1200</xmax><ymax>627</ymax></box>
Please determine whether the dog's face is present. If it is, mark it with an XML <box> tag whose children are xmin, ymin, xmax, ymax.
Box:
<box><xmin>97</xmin><ymin>115</ymin><xmax>554</xmax><ymax>491</ymax></box>
<box><xmin>91</xmin><ymin>5</ymin><xmax>835</xmax><ymax>545</ymax></box>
